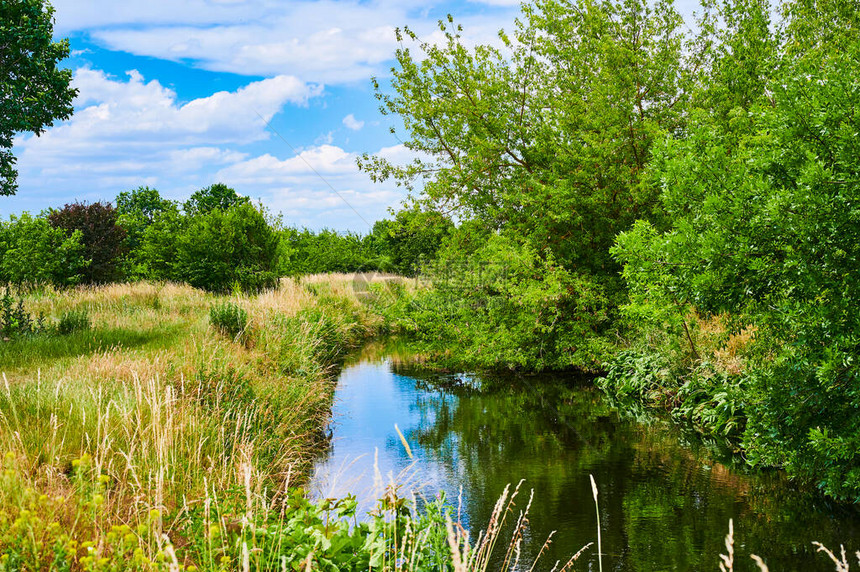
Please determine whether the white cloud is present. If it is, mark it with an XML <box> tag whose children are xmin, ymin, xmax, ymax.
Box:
<box><xmin>214</xmin><ymin>143</ymin><xmax>412</xmax><ymax>229</ymax></box>
<box><xmin>342</xmin><ymin>114</ymin><xmax>364</xmax><ymax>131</ymax></box>
<box><xmin>5</xmin><ymin>63</ymin><xmax>413</xmax><ymax>229</ymax></box>
<box><xmin>52</xmin><ymin>0</ymin><xmax>518</xmax><ymax>84</ymax></box>
<box><xmin>7</xmin><ymin>67</ymin><xmax>320</xmax><ymax>206</ymax></box>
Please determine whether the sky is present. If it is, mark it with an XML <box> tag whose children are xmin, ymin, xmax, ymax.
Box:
<box><xmin>2</xmin><ymin>0</ymin><xmax>529</xmax><ymax>232</ymax></box>
<box><xmin>4</xmin><ymin>0</ymin><xmax>702</xmax><ymax>232</ymax></box>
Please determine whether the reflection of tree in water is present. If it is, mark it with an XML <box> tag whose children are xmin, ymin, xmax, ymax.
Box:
<box><xmin>392</xmin><ymin>364</ymin><xmax>860</xmax><ymax>571</ymax></box>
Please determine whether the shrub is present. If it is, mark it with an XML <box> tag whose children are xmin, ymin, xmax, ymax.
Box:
<box><xmin>56</xmin><ymin>309</ymin><xmax>91</xmax><ymax>335</ymax></box>
<box><xmin>48</xmin><ymin>201</ymin><xmax>127</xmax><ymax>284</ymax></box>
<box><xmin>174</xmin><ymin>202</ymin><xmax>279</xmax><ymax>293</ymax></box>
<box><xmin>209</xmin><ymin>302</ymin><xmax>248</xmax><ymax>339</ymax></box>
<box><xmin>0</xmin><ymin>289</ymin><xmax>47</xmax><ymax>338</ymax></box>
<box><xmin>0</xmin><ymin>212</ymin><xmax>88</xmax><ymax>286</ymax></box>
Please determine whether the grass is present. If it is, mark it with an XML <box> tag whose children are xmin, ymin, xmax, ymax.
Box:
<box><xmin>0</xmin><ymin>277</ymin><xmax>393</xmax><ymax>569</ymax></box>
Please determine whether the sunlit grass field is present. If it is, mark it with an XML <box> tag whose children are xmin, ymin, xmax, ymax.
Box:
<box><xmin>0</xmin><ymin>276</ymin><xmax>399</xmax><ymax>570</ymax></box>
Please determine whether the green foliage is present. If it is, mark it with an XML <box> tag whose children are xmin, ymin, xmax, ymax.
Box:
<box><xmin>0</xmin><ymin>0</ymin><xmax>77</xmax><ymax>196</ymax></box>
<box><xmin>356</xmin><ymin>0</ymin><xmax>713</xmax><ymax>372</ymax></box>
<box><xmin>612</xmin><ymin>0</ymin><xmax>860</xmax><ymax>497</ymax></box>
<box><xmin>370</xmin><ymin>205</ymin><xmax>454</xmax><ymax>275</ymax></box>
<box><xmin>209</xmin><ymin>302</ymin><xmax>248</xmax><ymax>340</ymax></box>
<box><xmin>0</xmin><ymin>289</ymin><xmax>47</xmax><ymax>338</ymax></box>
<box><xmin>386</xmin><ymin>234</ymin><xmax>612</xmax><ymax>371</ymax></box>
<box><xmin>183</xmin><ymin>183</ymin><xmax>249</xmax><ymax>217</ymax></box>
<box><xmin>48</xmin><ymin>202</ymin><xmax>127</xmax><ymax>284</ymax></box>
<box><xmin>0</xmin><ymin>213</ymin><xmax>87</xmax><ymax>287</ymax></box>
<box><xmin>138</xmin><ymin>207</ymin><xmax>186</xmax><ymax>282</ymax></box>
<box><xmin>598</xmin><ymin>350</ymin><xmax>675</xmax><ymax>402</ymax></box>
<box><xmin>56</xmin><ymin>310</ymin><xmax>91</xmax><ymax>336</ymax></box>
<box><xmin>360</xmin><ymin>0</ymin><xmax>700</xmax><ymax>292</ymax></box>
<box><xmin>280</xmin><ymin>227</ymin><xmax>375</xmax><ymax>276</ymax></box>
<box><xmin>173</xmin><ymin>202</ymin><xmax>279</xmax><ymax>293</ymax></box>
<box><xmin>116</xmin><ymin>187</ymin><xmax>177</xmax><ymax>278</ymax></box>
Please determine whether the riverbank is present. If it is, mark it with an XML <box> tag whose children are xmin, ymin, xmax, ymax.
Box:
<box><xmin>0</xmin><ymin>276</ymin><xmax>396</xmax><ymax>569</ymax></box>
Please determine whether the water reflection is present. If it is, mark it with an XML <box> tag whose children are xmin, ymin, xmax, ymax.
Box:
<box><xmin>311</xmin><ymin>346</ymin><xmax>860</xmax><ymax>571</ymax></box>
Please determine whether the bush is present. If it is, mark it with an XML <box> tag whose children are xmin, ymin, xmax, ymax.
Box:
<box><xmin>56</xmin><ymin>309</ymin><xmax>91</xmax><ymax>335</ymax></box>
<box><xmin>174</xmin><ymin>202</ymin><xmax>279</xmax><ymax>293</ymax></box>
<box><xmin>209</xmin><ymin>302</ymin><xmax>248</xmax><ymax>340</ymax></box>
<box><xmin>0</xmin><ymin>212</ymin><xmax>88</xmax><ymax>286</ymax></box>
<box><xmin>48</xmin><ymin>201</ymin><xmax>126</xmax><ymax>284</ymax></box>
<box><xmin>0</xmin><ymin>289</ymin><xmax>47</xmax><ymax>338</ymax></box>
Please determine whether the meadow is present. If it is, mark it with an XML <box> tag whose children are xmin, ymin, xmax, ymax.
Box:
<box><xmin>0</xmin><ymin>277</ymin><xmax>397</xmax><ymax>570</ymax></box>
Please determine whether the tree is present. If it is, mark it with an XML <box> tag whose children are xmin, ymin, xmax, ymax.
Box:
<box><xmin>613</xmin><ymin>0</ymin><xmax>860</xmax><ymax>497</ymax></box>
<box><xmin>0</xmin><ymin>212</ymin><xmax>87</xmax><ymax>286</ymax></box>
<box><xmin>48</xmin><ymin>202</ymin><xmax>127</xmax><ymax>284</ymax></box>
<box><xmin>370</xmin><ymin>205</ymin><xmax>454</xmax><ymax>275</ymax></box>
<box><xmin>359</xmin><ymin>0</ymin><xmax>708</xmax><ymax>367</ymax></box>
<box><xmin>0</xmin><ymin>0</ymin><xmax>77</xmax><ymax>195</ymax></box>
<box><xmin>173</xmin><ymin>202</ymin><xmax>279</xmax><ymax>293</ymax></box>
<box><xmin>116</xmin><ymin>187</ymin><xmax>177</xmax><ymax>277</ymax></box>
<box><xmin>183</xmin><ymin>183</ymin><xmax>249</xmax><ymax>216</ymax></box>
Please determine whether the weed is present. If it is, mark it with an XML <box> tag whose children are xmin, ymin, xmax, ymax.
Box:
<box><xmin>209</xmin><ymin>302</ymin><xmax>248</xmax><ymax>340</ymax></box>
<box><xmin>57</xmin><ymin>309</ymin><xmax>91</xmax><ymax>335</ymax></box>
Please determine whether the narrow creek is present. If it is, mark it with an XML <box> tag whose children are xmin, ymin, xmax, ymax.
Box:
<box><xmin>311</xmin><ymin>345</ymin><xmax>860</xmax><ymax>571</ymax></box>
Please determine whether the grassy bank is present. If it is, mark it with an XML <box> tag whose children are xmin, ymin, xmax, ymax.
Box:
<box><xmin>0</xmin><ymin>276</ymin><xmax>404</xmax><ymax>570</ymax></box>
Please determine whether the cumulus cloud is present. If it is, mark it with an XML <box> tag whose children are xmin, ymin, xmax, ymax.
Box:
<box><xmin>7</xmin><ymin>67</ymin><xmax>319</xmax><ymax>207</ymax></box>
<box><xmin>342</xmin><ymin>114</ymin><xmax>364</xmax><ymax>131</ymax></box>
<box><xmin>6</xmin><ymin>63</ymin><xmax>415</xmax><ymax>229</ymax></box>
<box><xmin>214</xmin><ymin>143</ymin><xmax>415</xmax><ymax>229</ymax></box>
<box><xmin>52</xmin><ymin>0</ymin><xmax>518</xmax><ymax>84</ymax></box>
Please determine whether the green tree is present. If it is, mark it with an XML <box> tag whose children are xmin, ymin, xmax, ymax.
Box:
<box><xmin>0</xmin><ymin>0</ymin><xmax>77</xmax><ymax>195</ymax></box>
<box><xmin>613</xmin><ymin>0</ymin><xmax>860</xmax><ymax>498</ymax></box>
<box><xmin>0</xmin><ymin>212</ymin><xmax>87</xmax><ymax>286</ymax></box>
<box><xmin>359</xmin><ymin>0</ymin><xmax>709</xmax><ymax>368</ymax></box>
<box><xmin>174</xmin><ymin>202</ymin><xmax>279</xmax><ymax>293</ymax></box>
<box><xmin>279</xmin><ymin>228</ymin><xmax>375</xmax><ymax>276</ymax></box>
<box><xmin>183</xmin><ymin>183</ymin><xmax>249</xmax><ymax>216</ymax></box>
<box><xmin>116</xmin><ymin>187</ymin><xmax>177</xmax><ymax>278</ymax></box>
<box><xmin>371</xmin><ymin>205</ymin><xmax>454</xmax><ymax>275</ymax></box>
<box><xmin>139</xmin><ymin>207</ymin><xmax>186</xmax><ymax>281</ymax></box>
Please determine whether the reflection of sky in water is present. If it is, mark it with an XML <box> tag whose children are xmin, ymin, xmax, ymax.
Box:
<box><xmin>310</xmin><ymin>360</ymin><xmax>468</xmax><ymax>524</ymax></box>
<box><xmin>311</xmin><ymin>356</ymin><xmax>860</xmax><ymax>571</ymax></box>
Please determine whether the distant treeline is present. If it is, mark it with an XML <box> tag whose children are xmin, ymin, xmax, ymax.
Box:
<box><xmin>0</xmin><ymin>184</ymin><xmax>453</xmax><ymax>293</ymax></box>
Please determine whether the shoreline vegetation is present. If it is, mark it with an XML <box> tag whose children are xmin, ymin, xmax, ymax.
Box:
<box><xmin>0</xmin><ymin>277</ymin><xmax>854</xmax><ymax>571</ymax></box>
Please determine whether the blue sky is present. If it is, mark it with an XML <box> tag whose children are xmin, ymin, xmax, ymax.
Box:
<box><xmin>5</xmin><ymin>0</ymin><xmax>702</xmax><ymax>231</ymax></box>
<box><xmin>3</xmin><ymin>0</ymin><xmax>527</xmax><ymax>231</ymax></box>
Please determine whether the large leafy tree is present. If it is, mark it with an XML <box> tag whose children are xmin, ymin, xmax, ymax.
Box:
<box><xmin>360</xmin><ymin>0</ymin><xmax>705</xmax><ymax>282</ymax></box>
<box><xmin>0</xmin><ymin>0</ymin><xmax>77</xmax><ymax>195</ymax></box>
<box><xmin>183</xmin><ymin>183</ymin><xmax>249</xmax><ymax>216</ymax></box>
<box><xmin>614</xmin><ymin>0</ymin><xmax>860</xmax><ymax>497</ymax></box>
<box><xmin>359</xmin><ymin>0</ymin><xmax>709</xmax><ymax>368</ymax></box>
<box><xmin>48</xmin><ymin>202</ymin><xmax>127</xmax><ymax>284</ymax></box>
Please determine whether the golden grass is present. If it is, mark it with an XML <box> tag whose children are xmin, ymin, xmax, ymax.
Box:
<box><xmin>0</xmin><ymin>278</ymin><xmax>378</xmax><ymax>554</ymax></box>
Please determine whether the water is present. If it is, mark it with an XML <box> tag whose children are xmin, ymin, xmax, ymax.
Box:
<box><xmin>311</xmin><ymin>345</ymin><xmax>860</xmax><ymax>571</ymax></box>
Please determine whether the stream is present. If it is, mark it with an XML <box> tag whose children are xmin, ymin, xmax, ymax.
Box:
<box><xmin>311</xmin><ymin>344</ymin><xmax>860</xmax><ymax>571</ymax></box>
